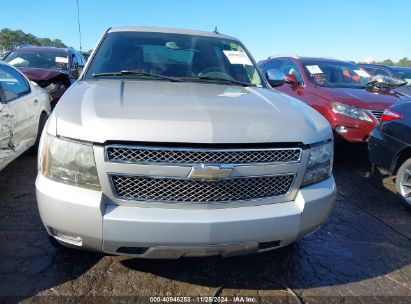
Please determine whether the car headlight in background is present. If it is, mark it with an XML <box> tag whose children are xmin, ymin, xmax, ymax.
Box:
<box><xmin>302</xmin><ymin>140</ymin><xmax>334</xmax><ymax>187</ymax></box>
<box><xmin>41</xmin><ymin>134</ymin><xmax>101</xmax><ymax>190</ymax></box>
<box><xmin>331</xmin><ymin>101</ymin><xmax>373</xmax><ymax>122</ymax></box>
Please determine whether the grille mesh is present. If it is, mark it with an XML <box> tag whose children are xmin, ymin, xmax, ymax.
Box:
<box><xmin>106</xmin><ymin>146</ymin><xmax>301</xmax><ymax>164</ymax></box>
<box><xmin>370</xmin><ymin>110</ymin><xmax>383</xmax><ymax>121</ymax></box>
<box><xmin>111</xmin><ymin>174</ymin><xmax>295</xmax><ymax>203</ymax></box>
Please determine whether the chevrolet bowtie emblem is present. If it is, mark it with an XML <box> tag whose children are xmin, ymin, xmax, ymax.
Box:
<box><xmin>188</xmin><ymin>164</ymin><xmax>233</xmax><ymax>181</ymax></box>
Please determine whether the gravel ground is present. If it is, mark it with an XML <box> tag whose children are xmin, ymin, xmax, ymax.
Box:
<box><xmin>0</xmin><ymin>145</ymin><xmax>410</xmax><ymax>304</ymax></box>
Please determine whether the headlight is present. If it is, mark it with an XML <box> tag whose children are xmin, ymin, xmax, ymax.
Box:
<box><xmin>41</xmin><ymin>134</ymin><xmax>101</xmax><ymax>190</ymax></box>
<box><xmin>331</xmin><ymin>101</ymin><xmax>373</xmax><ymax>122</ymax></box>
<box><xmin>302</xmin><ymin>140</ymin><xmax>334</xmax><ymax>187</ymax></box>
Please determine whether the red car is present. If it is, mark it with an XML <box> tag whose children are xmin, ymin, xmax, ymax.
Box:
<box><xmin>259</xmin><ymin>56</ymin><xmax>408</xmax><ymax>143</ymax></box>
<box><xmin>3</xmin><ymin>46</ymin><xmax>85</xmax><ymax>107</ymax></box>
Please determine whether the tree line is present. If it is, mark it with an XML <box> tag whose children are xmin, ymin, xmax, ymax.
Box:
<box><xmin>358</xmin><ymin>58</ymin><xmax>411</xmax><ymax>67</ymax></box>
<box><xmin>0</xmin><ymin>28</ymin><xmax>68</xmax><ymax>51</ymax></box>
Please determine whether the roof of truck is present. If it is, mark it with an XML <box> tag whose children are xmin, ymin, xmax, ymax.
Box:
<box><xmin>13</xmin><ymin>46</ymin><xmax>69</xmax><ymax>53</ymax></box>
<box><xmin>268</xmin><ymin>55</ymin><xmax>353</xmax><ymax>63</ymax></box>
<box><xmin>108</xmin><ymin>26</ymin><xmax>238</xmax><ymax>41</ymax></box>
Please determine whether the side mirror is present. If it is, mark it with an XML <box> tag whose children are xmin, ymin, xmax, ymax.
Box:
<box><xmin>285</xmin><ymin>74</ymin><xmax>299</xmax><ymax>86</ymax></box>
<box><xmin>70</xmin><ymin>68</ymin><xmax>79</xmax><ymax>79</ymax></box>
<box><xmin>266</xmin><ymin>69</ymin><xmax>286</xmax><ymax>87</ymax></box>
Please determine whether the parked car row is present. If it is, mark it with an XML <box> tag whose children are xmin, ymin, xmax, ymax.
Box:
<box><xmin>259</xmin><ymin>56</ymin><xmax>410</xmax><ymax>143</ymax></box>
<box><xmin>258</xmin><ymin>56</ymin><xmax>411</xmax><ymax>208</ymax></box>
<box><xmin>0</xmin><ymin>26</ymin><xmax>409</xmax><ymax>258</ymax></box>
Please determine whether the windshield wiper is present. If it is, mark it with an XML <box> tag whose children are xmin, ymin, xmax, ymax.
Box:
<box><xmin>92</xmin><ymin>71</ymin><xmax>183</xmax><ymax>82</ymax></box>
<box><xmin>183</xmin><ymin>76</ymin><xmax>252</xmax><ymax>87</ymax></box>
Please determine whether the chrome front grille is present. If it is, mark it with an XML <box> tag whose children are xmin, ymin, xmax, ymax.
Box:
<box><xmin>370</xmin><ymin>110</ymin><xmax>383</xmax><ymax>121</ymax></box>
<box><xmin>106</xmin><ymin>145</ymin><xmax>302</xmax><ymax>165</ymax></box>
<box><xmin>110</xmin><ymin>174</ymin><xmax>295</xmax><ymax>203</ymax></box>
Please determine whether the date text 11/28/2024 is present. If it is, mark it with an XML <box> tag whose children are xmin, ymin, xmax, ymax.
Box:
<box><xmin>149</xmin><ymin>296</ymin><xmax>258</xmax><ymax>303</ymax></box>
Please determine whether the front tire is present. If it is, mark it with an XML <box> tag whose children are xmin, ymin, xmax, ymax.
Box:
<box><xmin>395</xmin><ymin>158</ymin><xmax>411</xmax><ymax>209</ymax></box>
<box><xmin>28</xmin><ymin>112</ymin><xmax>48</xmax><ymax>154</ymax></box>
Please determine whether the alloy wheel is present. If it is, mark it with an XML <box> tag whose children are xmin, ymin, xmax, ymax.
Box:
<box><xmin>399</xmin><ymin>168</ymin><xmax>411</xmax><ymax>206</ymax></box>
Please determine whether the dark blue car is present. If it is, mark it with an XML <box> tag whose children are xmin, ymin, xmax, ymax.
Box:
<box><xmin>368</xmin><ymin>101</ymin><xmax>411</xmax><ymax>209</ymax></box>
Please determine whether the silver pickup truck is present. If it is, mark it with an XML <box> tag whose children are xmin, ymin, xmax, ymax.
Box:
<box><xmin>36</xmin><ymin>27</ymin><xmax>336</xmax><ymax>258</ymax></box>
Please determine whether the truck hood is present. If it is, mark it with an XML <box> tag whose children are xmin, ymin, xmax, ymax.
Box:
<box><xmin>19</xmin><ymin>67</ymin><xmax>68</xmax><ymax>84</ymax></box>
<box><xmin>53</xmin><ymin>80</ymin><xmax>331</xmax><ymax>145</ymax></box>
<box><xmin>314</xmin><ymin>87</ymin><xmax>404</xmax><ymax>110</ymax></box>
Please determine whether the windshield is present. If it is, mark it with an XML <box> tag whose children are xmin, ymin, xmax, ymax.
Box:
<box><xmin>5</xmin><ymin>50</ymin><xmax>69</xmax><ymax>70</ymax></box>
<box><xmin>302</xmin><ymin>60</ymin><xmax>370</xmax><ymax>88</ymax></box>
<box><xmin>390</xmin><ymin>67</ymin><xmax>411</xmax><ymax>86</ymax></box>
<box><xmin>85</xmin><ymin>31</ymin><xmax>263</xmax><ymax>87</ymax></box>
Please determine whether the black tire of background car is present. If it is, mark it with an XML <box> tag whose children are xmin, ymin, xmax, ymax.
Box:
<box><xmin>395</xmin><ymin>158</ymin><xmax>411</xmax><ymax>210</ymax></box>
<box><xmin>28</xmin><ymin>112</ymin><xmax>48</xmax><ymax>154</ymax></box>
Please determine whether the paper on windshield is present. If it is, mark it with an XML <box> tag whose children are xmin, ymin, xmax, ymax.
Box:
<box><xmin>55</xmin><ymin>57</ymin><xmax>68</xmax><ymax>63</ymax></box>
<box><xmin>353</xmin><ymin>69</ymin><xmax>371</xmax><ymax>77</ymax></box>
<box><xmin>223</xmin><ymin>51</ymin><xmax>253</xmax><ymax>66</ymax></box>
<box><xmin>8</xmin><ymin>57</ymin><xmax>29</xmax><ymax>67</ymax></box>
<box><xmin>306</xmin><ymin>65</ymin><xmax>323</xmax><ymax>74</ymax></box>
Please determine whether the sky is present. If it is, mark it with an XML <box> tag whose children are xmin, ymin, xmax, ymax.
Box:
<box><xmin>1</xmin><ymin>0</ymin><xmax>410</xmax><ymax>62</ymax></box>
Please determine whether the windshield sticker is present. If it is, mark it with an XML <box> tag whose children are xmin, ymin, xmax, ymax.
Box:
<box><xmin>55</xmin><ymin>56</ymin><xmax>69</xmax><ymax>63</ymax></box>
<box><xmin>8</xmin><ymin>57</ymin><xmax>29</xmax><ymax>67</ymax></box>
<box><xmin>353</xmin><ymin>69</ymin><xmax>371</xmax><ymax>78</ymax></box>
<box><xmin>306</xmin><ymin>65</ymin><xmax>323</xmax><ymax>74</ymax></box>
<box><xmin>223</xmin><ymin>50</ymin><xmax>253</xmax><ymax>66</ymax></box>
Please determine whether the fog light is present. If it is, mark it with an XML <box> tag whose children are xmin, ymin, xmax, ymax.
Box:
<box><xmin>49</xmin><ymin>227</ymin><xmax>82</xmax><ymax>246</ymax></box>
<box><xmin>336</xmin><ymin>126</ymin><xmax>348</xmax><ymax>133</ymax></box>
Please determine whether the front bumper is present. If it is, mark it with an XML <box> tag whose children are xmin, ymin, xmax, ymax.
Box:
<box><xmin>331</xmin><ymin>120</ymin><xmax>376</xmax><ymax>143</ymax></box>
<box><xmin>36</xmin><ymin>174</ymin><xmax>336</xmax><ymax>258</ymax></box>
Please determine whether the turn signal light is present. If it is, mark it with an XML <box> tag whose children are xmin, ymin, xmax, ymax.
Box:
<box><xmin>380</xmin><ymin>109</ymin><xmax>403</xmax><ymax>122</ymax></box>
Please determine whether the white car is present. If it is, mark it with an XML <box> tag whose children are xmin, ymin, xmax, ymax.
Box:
<box><xmin>0</xmin><ymin>62</ymin><xmax>51</xmax><ymax>171</ymax></box>
<box><xmin>36</xmin><ymin>27</ymin><xmax>336</xmax><ymax>258</ymax></box>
